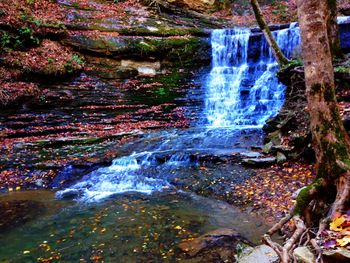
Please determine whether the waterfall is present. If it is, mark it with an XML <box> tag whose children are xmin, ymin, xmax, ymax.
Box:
<box><xmin>56</xmin><ymin>24</ymin><xmax>301</xmax><ymax>202</ymax></box>
<box><xmin>205</xmin><ymin>24</ymin><xmax>300</xmax><ymax>128</ymax></box>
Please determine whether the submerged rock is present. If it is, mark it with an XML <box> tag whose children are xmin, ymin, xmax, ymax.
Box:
<box><xmin>179</xmin><ymin>228</ymin><xmax>252</xmax><ymax>261</ymax></box>
<box><xmin>0</xmin><ymin>200</ymin><xmax>45</xmax><ymax>232</ymax></box>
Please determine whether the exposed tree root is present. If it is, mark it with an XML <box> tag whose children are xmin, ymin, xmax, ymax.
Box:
<box><xmin>263</xmin><ymin>173</ymin><xmax>350</xmax><ymax>262</ymax></box>
<box><xmin>263</xmin><ymin>216</ymin><xmax>306</xmax><ymax>263</ymax></box>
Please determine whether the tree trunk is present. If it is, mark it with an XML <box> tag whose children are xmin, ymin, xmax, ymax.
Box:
<box><xmin>297</xmin><ymin>0</ymin><xmax>350</xmax><ymax>217</ymax></box>
<box><xmin>262</xmin><ymin>1</ymin><xmax>350</xmax><ymax>261</ymax></box>
<box><xmin>250</xmin><ymin>0</ymin><xmax>289</xmax><ymax>66</ymax></box>
<box><xmin>326</xmin><ymin>0</ymin><xmax>344</xmax><ymax>59</ymax></box>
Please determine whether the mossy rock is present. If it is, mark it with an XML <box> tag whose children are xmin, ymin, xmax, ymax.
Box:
<box><xmin>64</xmin><ymin>34</ymin><xmax>211</xmax><ymax>65</ymax></box>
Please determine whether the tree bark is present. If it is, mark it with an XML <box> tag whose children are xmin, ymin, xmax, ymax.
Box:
<box><xmin>250</xmin><ymin>0</ymin><xmax>289</xmax><ymax>66</ymax></box>
<box><xmin>326</xmin><ymin>0</ymin><xmax>344</xmax><ymax>59</ymax></box>
<box><xmin>297</xmin><ymin>0</ymin><xmax>350</xmax><ymax>215</ymax></box>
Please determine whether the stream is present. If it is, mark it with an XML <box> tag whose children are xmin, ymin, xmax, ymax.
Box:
<box><xmin>0</xmin><ymin>24</ymin><xmax>301</xmax><ymax>262</ymax></box>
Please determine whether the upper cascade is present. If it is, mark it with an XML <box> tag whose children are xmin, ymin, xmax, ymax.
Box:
<box><xmin>205</xmin><ymin>24</ymin><xmax>300</xmax><ymax>128</ymax></box>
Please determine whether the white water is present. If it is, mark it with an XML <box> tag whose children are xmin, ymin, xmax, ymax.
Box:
<box><xmin>57</xmin><ymin>24</ymin><xmax>302</xmax><ymax>202</ymax></box>
<box><xmin>338</xmin><ymin>16</ymin><xmax>350</xmax><ymax>24</ymax></box>
<box><xmin>205</xmin><ymin>23</ymin><xmax>300</xmax><ymax>128</ymax></box>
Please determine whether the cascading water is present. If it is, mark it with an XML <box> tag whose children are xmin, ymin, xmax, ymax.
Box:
<box><xmin>56</xmin><ymin>24</ymin><xmax>301</xmax><ymax>202</ymax></box>
<box><xmin>205</xmin><ymin>23</ymin><xmax>300</xmax><ymax>128</ymax></box>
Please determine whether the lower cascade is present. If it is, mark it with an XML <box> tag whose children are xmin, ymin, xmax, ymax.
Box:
<box><xmin>57</xmin><ymin>24</ymin><xmax>301</xmax><ymax>202</ymax></box>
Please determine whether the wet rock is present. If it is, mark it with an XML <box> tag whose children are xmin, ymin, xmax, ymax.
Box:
<box><xmin>64</xmin><ymin>34</ymin><xmax>211</xmax><ymax>64</ymax></box>
<box><xmin>323</xmin><ymin>248</ymin><xmax>350</xmax><ymax>262</ymax></box>
<box><xmin>237</xmin><ymin>244</ymin><xmax>279</xmax><ymax>263</ymax></box>
<box><xmin>276</xmin><ymin>151</ymin><xmax>287</xmax><ymax>163</ymax></box>
<box><xmin>242</xmin><ymin>157</ymin><xmax>276</xmax><ymax>167</ymax></box>
<box><xmin>179</xmin><ymin>228</ymin><xmax>251</xmax><ymax>258</ymax></box>
<box><xmin>293</xmin><ymin>246</ymin><xmax>315</xmax><ymax>263</ymax></box>
<box><xmin>240</xmin><ymin>151</ymin><xmax>262</xmax><ymax>158</ymax></box>
<box><xmin>0</xmin><ymin>200</ymin><xmax>44</xmax><ymax>232</ymax></box>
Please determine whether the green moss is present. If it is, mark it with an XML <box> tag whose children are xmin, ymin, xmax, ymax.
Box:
<box><xmin>294</xmin><ymin>185</ymin><xmax>312</xmax><ymax>215</ymax></box>
<box><xmin>294</xmin><ymin>178</ymin><xmax>323</xmax><ymax>214</ymax></box>
<box><xmin>118</xmin><ymin>26</ymin><xmax>206</xmax><ymax>37</ymax></box>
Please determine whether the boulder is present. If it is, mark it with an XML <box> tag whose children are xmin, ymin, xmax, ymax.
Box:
<box><xmin>237</xmin><ymin>244</ymin><xmax>279</xmax><ymax>263</ymax></box>
<box><xmin>63</xmin><ymin>34</ymin><xmax>211</xmax><ymax>64</ymax></box>
<box><xmin>293</xmin><ymin>246</ymin><xmax>315</xmax><ymax>263</ymax></box>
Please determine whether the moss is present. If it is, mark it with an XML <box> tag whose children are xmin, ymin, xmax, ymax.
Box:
<box><xmin>118</xmin><ymin>26</ymin><xmax>206</xmax><ymax>37</ymax></box>
<box><xmin>294</xmin><ymin>185</ymin><xmax>312</xmax><ymax>215</ymax></box>
<box><xmin>294</xmin><ymin>178</ymin><xmax>323</xmax><ymax>215</ymax></box>
<box><xmin>317</xmin><ymin>139</ymin><xmax>350</xmax><ymax>179</ymax></box>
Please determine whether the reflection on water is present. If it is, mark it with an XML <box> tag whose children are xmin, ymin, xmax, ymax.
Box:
<box><xmin>0</xmin><ymin>191</ymin><xmax>268</xmax><ymax>262</ymax></box>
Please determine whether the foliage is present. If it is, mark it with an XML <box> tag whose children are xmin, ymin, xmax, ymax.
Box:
<box><xmin>3</xmin><ymin>40</ymin><xmax>85</xmax><ymax>76</ymax></box>
<box><xmin>0</xmin><ymin>27</ymin><xmax>40</xmax><ymax>51</ymax></box>
<box><xmin>321</xmin><ymin>211</ymin><xmax>350</xmax><ymax>249</ymax></box>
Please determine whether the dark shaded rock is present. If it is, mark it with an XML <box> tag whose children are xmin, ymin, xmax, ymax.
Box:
<box><xmin>340</xmin><ymin>8</ymin><xmax>350</xmax><ymax>16</ymax></box>
<box><xmin>323</xmin><ymin>248</ymin><xmax>350</xmax><ymax>263</ymax></box>
<box><xmin>178</xmin><ymin>228</ymin><xmax>252</xmax><ymax>261</ymax></box>
<box><xmin>0</xmin><ymin>200</ymin><xmax>45</xmax><ymax>232</ymax></box>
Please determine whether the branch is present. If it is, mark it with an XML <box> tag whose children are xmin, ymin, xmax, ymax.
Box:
<box><xmin>250</xmin><ymin>0</ymin><xmax>289</xmax><ymax>66</ymax></box>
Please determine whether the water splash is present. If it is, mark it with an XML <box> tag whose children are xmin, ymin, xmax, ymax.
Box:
<box><xmin>56</xmin><ymin>152</ymin><xmax>172</xmax><ymax>201</ymax></box>
<box><xmin>57</xmin><ymin>24</ymin><xmax>302</xmax><ymax>202</ymax></box>
<box><xmin>338</xmin><ymin>16</ymin><xmax>350</xmax><ymax>24</ymax></box>
<box><xmin>205</xmin><ymin>24</ymin><xmax>300</xmax><ymax>128</ymax></box>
